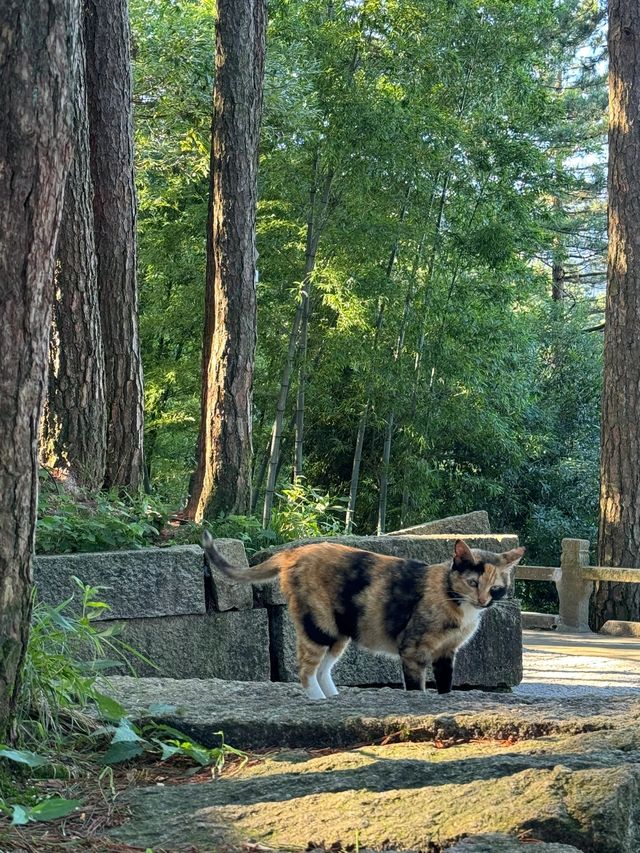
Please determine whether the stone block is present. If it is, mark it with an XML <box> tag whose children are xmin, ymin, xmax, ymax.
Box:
<box><xmin>34</xmin><ymin>546</ymin><xmax>205</xmax><ymax>619</ymax></box>
<box><xmin>269</xmin><ymin>599</ymin><xmax>522</xmax><ymax>689</ymax></box>
<box><xmin>205</xmin><ymin>538</ymin><xmax>254</xmax><ymax>611</ymax></box>
<box><xmin>522</xmin><ymin>611</ymin><xmax>559</xmax><ymax>630</ymax></box>
<box><xmin>600</xmin><ymin>620</ymin><xmax>640</xmax><ymax>638</ymax></box>
<box><xmin>251</xmin><ymin>533</ymin><xmax>520</xmax><ymax>571</ymax></box>
<box><xmin>455</xmin><ymin>600</ymin><xmax>522</xmax><ymax>688</ymax></box>
<box><xmin>112</xmin><ymin>610</ymin><xmax>270</xmax><ymax>681</ymax></box>
<box><xmin>387</xmin><ymin>510</ymin><xmax>491</xmax><ymax>536</ymax></box>
<box><xmin>252</xmin><ymin>578</ymin><xmax>286</xmax><ymax>607</ymax></box>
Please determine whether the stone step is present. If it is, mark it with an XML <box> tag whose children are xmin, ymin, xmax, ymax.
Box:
<box><xmin>108</xmin><ymin>724</ymin><xmax>640</xmax><ymax>852</ymax></box>
<box><xmin>105</xmin><ymin>676</ymin><xmax>640</xmax><ymax>750</ymax></box>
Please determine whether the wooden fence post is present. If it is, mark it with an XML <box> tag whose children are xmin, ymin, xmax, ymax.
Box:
<box><xmin>557</xmin><ymin>538</ymin><xmax>593</xmax><ymax>633</ymax></box>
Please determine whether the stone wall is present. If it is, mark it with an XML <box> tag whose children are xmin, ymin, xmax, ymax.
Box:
<box><xmin>34</xmin><ymin>524</ymin><xmax>522</xmax><ymax>690</ymax></box>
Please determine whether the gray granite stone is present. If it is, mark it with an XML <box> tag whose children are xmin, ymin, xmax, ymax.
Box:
<box><xmin>251</xmin><ymin>533</ymin><xmax>519</xmax><ymax>570</ymax></box>
<box><xmin>110</xmin><ymin>730</ymin><xmax>640</xmax><ymax>852</ymax></box>
<box><xmin>600</xmin><ymin>619</ymin><xmax>640</xmax><ymax>638</ymax></box>
<box><xmin>388</xmin><ymin>510</ymin><xmax>491</xmax><ymax>536</ymax></box>
<box><xmin>445</xmin><ymin>834</ymin><xmax>591</xmax><ymax>852</ymax></box>
<box><xmin>34</xmin><ymin>545</ymin><xmax>205</xmax><ymax>619</ymax></box>
<box><xmin>112</xmin><ymin>610</ymin><xmax>270</xmax><ymax>681</ymax></box>
<box><xmin>522</xmin><ymin>611</ymin><xmax>559</xmax><ymax>630</ymax></box>
<box><xmin>205</xmin><ymin>538</ymin><xmax>254</xmax><ymax>611</ymax></box>
<box><xmin>104</xmin><ymin>675</ymin><xmax>640</xmax><ymax>750</ymax></box>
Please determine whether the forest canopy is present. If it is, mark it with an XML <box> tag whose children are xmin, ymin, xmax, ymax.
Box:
<box><xmin>132</xmin><ymin>0</ymin><xmax>606</xmax><ymax>566</ymax></box>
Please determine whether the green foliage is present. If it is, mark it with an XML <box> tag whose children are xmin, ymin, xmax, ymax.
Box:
<box><xmin>100</xmin><ymin>717</ymin><xmax>247</xmax><ymax>773</ymax></box>
<box><xmin>2</xmin><ymin>576</ymin><xmax>246</xmax><ymax>829</ymax></box>
<box><xmin>130</xmin><ymin>0</ymin><xmax>606</xmax><ymax>595</ymax></box>
<box><xmin>270</xmin><ymin>480</ymin><xmax>347</xmax><ymax>541</ymax></box>
<box><xmin>36</xmin><ymin>480</ymin><xmax>165</xmax><ymax>554</ymax></box>
<box><xmin>15</xmin><ymin>579</ymin><xmax>151</xmax><ymax>749</ymax></box>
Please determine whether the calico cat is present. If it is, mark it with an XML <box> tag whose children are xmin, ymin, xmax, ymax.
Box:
<box><xmin>202</xmin><ymin>532</ymin><xmax>524</xmax><ymax>699</ymax></box>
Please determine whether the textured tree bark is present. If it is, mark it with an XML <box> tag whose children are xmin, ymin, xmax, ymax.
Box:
<box><xmin>594</xmin><ymin>0</ymin><xmax>640</xmax><ymax>628</ymax></box>
<box><xmin>0</xmin><ymin>0</ymin><xmax>77</xmax><ymax>735</ymax></box>
<box><xmin>85</xmin><ymin>0</ymin><xmax>144</xmax><ymax>490</ymax></box>
<box><xmin>43</xmin><ymin>14</ymin><xmax>107</xmax><ymax>490</ymax></box>
<box><xmin>186</xmin><ymin>0</ymin><xmax>267</xmax><ymax>521</ymax></box>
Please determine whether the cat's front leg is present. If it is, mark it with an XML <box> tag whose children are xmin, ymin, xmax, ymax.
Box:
<box><xmin>401</xmin><ymin>650</ymin><xmax>428</xmax><ymax>691</ymax></box>
<box><xmin>432</xmin><ymin>654</ymin><xmax>454</xmax><ymax>694</ymax></box>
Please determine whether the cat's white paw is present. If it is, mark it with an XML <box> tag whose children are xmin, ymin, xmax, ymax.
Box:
<box><xmin>318</xmin><ymin>675</ymin><xmax>339</xmax><ymax>697</ymax></box>
<box><xmin>304</xmin><ymin>677</ymin><xmax>327</xmax><ymax>700</ymax></box>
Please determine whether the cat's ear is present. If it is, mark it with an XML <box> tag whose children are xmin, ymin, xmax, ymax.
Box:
<box><xmin>453</xmin><ymin>539</ymin><xmax>474</xmax><ymax>566</ymax></box>
<box><xmin>502</xmin><ymin>546</ymin><xmax>525</xmax><ymax>570</ymax></box>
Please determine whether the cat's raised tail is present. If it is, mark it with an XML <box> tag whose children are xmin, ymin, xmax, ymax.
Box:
<box><xmin>201</xmin><ymin>530</ymin><xmax>282</xmax><ymax>582</ymax></box>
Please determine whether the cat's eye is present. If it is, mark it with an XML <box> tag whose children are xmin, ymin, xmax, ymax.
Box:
<box><xmin>468</xmin><ymin>578</ymin><xmax>479</xmax><ymax>588</ymax></box>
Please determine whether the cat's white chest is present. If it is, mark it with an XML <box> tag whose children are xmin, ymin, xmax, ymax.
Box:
<box><xmin>459</xmin><ymin>602</ymin><xmax>482</xmax><ymax>637</ymax></box>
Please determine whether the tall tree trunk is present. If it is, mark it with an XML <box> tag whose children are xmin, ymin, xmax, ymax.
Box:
<box><xmin>343</xmin><ymin>196</ymin><xmax>410</xmax><ymax>533</ymax></box>
<box><xmin>399</xmin><ymin>177</ymin><xmax>449</xmax><ymax>524</ymax></box>
<box><xmin>85</xmin><ymin>0</ymin><xmax>144</xmax><ymax>490</ymax></box>
<box><xmin>262</xmin><ymin>166</ymin><xmax>333</xmax><ymax>526</ymax></box>
<box><xmin>43</xmin><ymin>14</ymin><xmax>107</xmax><ymax>490</ymax></box>
<box><xmin>377</xmin><ymin>239</ymin><xmax>424</xmax><ymax>534</ymax></box>
<box><xmin>593</xmin><ymin>0</ymin><xmax>640</xmax><ymax>628</ymax></box>
<box><xmin>293</xmin><ymin>168</ymin><xmax>333</xmax><ymax>481</ymax></box>
<box><xmin>185</xmin><ymin>0</ymin><xmax>266</xmax><ymax>521</ymax></box>
<box><xmin>0</xmin><ymin>0</ymin><xmax>77</xmax><ymax>736</ymax></box>
<box><xmin>344</xmin><ymin>299</ymin><xmax>385</xmax><ymax>534</ymax></box>
<box><xmin>399</xmin><ymin>179</ymin><xmax>488</xmax><ymax>524</ymax></box>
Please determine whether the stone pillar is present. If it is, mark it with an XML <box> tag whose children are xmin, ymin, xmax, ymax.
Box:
<box><xmin>556</xmin><ymin>538</ymin><xmax>594</xmax><ymax>633</ymax></box>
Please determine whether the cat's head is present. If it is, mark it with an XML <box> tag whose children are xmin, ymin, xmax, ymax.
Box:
<box><xmin>448</xmin><ymin>539</ymin><xmax>524</xmax><ymax>609</ymax></box>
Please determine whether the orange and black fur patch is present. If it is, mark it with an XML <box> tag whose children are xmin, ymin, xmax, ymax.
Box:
<box><xmin>202</xmin><ymin>532</ymin><xmax>524</xmax><ymax>699</ymax></box>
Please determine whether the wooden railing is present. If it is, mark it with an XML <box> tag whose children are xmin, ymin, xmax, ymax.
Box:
<box><xmin>515</xmin><ymin>538</ymin><xmax>640</xmax><ymax>633</ymax></box>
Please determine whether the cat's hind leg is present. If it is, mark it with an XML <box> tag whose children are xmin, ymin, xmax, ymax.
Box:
<box><xmin>296</xmin><ymin>635</ymin><xmax>329</xmax><ymax>700</ymax></box>
<box><xmin>317</xmin><ymin>637</ymin><xmax>350</xmax><ymax>697</ymax></box>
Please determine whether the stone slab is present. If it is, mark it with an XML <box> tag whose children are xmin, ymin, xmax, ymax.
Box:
<box><xmin>387</xmin><ymin>510</ymin><xmax>491</xmax><ymax>536</ymax></box>
<box><xmin>600</xmin><ymin>619</ymin><xmax>640</xmax><ymax>638</ymax></box>
<box><xmin>251</xmin><ymin>534</ymin><xmax>519</xmax><ymax>569</ymax></box>
<box><xmin>112</xmin><ymin>610</ymin><xmax>270</xmax><ymax>681</ymax></box>
<box><xmin>205</xmin><ymin>538</ymin><xmax>254</xmax><ymax>611</ymax></box>
<box><xmin>103</xmin><ymin>675</ymin><xmax>640</xmax><ymax>750</ymax></box>
<box><xmin>446</xmin><ymin>836</ymin><xmax>583</xmax><ymax>852</ymax></box>
<box><xmin>269</xmin><ymin>599</ymin><xmax>521</xmax><ymax>689</ymax></box>
<box><xmin>109</xmin><ymin>728</ymin><xmax>640</xmax><ymax>853</ymax></box>
<box><xmin>522</xmin><ymin>611</ymin><xmax>559</xmax><ymax>630</ymax></box>
<box><xmin>34</xmin><ymin>545</ymin><xmax>206</xmax><ymax>619</ymax></box>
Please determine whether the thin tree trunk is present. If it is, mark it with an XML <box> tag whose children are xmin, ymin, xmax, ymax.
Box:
<box><xmin>345</xmin><ymin>299</ymin><xmax>386</xmax><ymax>533</ymax></box>
<box><xmin>85</xmin><ymin>0</ymin><xmax>145</xmax><ymax>490</ymax></box>
<box><xmin>593</xmin><ymin>0</ymin><xmax>640</xmax><ymax>627</ymax></box>
<box><xmin>293</xmin><ymin>168</ymin><xmax>333</xmax><ymax>481</ymax></box>
<box><xmin>344</xmin><ymin>194</ymin><xmax>410</xmax><ymax>534</ymax></box>
<box><xmin>251</xmin><ymin>441</ymin><xmax>271</xmax><ymax>514</ymax></box>
<box><xmin>43</xmin><ymin>15</ymin><xmax>107</xmax><ymax>490</ymax></box>
<box><xmin>399</xmin><ymin>178</ymin><xmax>449</xmax><ymax>523</ymax></box>
<box><xmin>400</xmin><ymin>178</ymin><xmax>487</xmax><ymax>524</ymax></box>
<box><xmin>377</xmin><ymin>238</ymin><xmax>424</xmax><ymax>534</ymax></box>
<box><xmin>0</xmin><ymin>0</ymin><xmax>77</xmax><ymax>736</ymax></box>
<box><xmin>262</xmin><ymin>166</ymin><xmax>333</xmax><ymax>526</ymax></box>
<box><xmin>186</xmin><ymin>0</ymin><xmax>267</xmax><ymax>521</ymax></box>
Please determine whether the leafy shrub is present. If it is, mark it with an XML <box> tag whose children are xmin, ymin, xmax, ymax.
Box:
<box><xmin>270</xmin><ymin>480</ymin><xmax>347</xmax><ymax>541</ymax></box>
<box><xmin>36</xmin><ymin>479</ymin><xmax>166</xmax><ymax>555</ymax></box>
<box><xmin>15</xmin><ymin>579</ymin><xmax>149</xmax><ymax>748</ymax></box>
